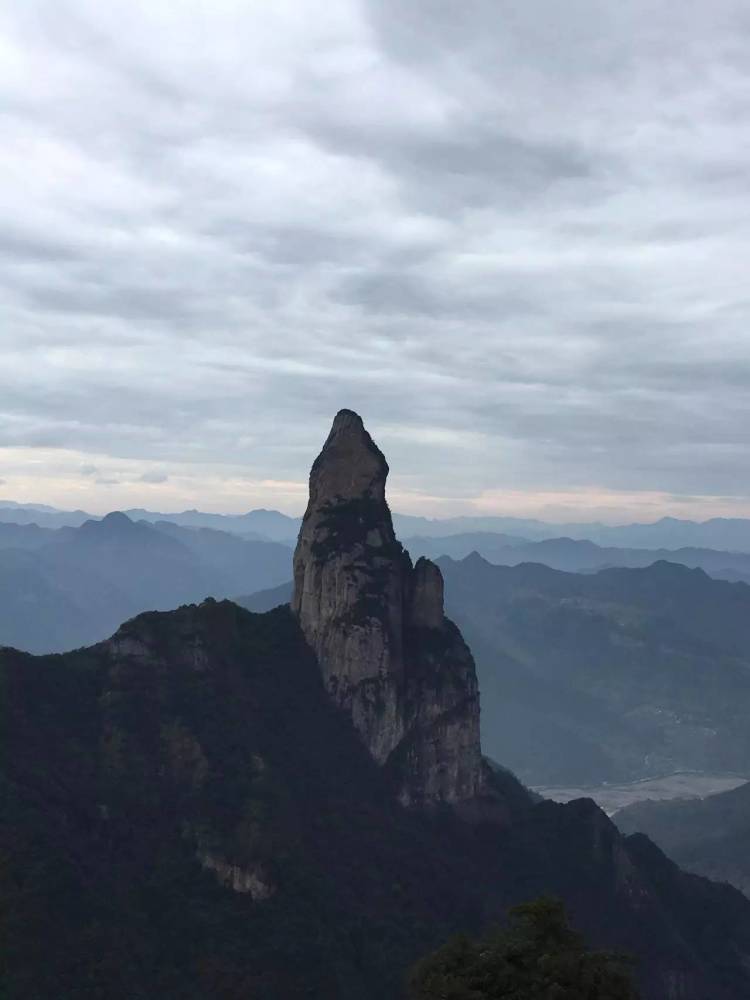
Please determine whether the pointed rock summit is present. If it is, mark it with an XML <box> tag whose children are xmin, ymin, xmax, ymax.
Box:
<box><xmin>293</xmin><ymin>409</ymin><xmax>484</xmax><ymax>806</ymax></box>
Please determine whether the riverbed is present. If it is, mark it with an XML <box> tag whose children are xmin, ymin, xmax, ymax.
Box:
<box><xmin>534</xmin><ymin>772</ymin><xmax>750</xmax><ymax>815</ymax></box>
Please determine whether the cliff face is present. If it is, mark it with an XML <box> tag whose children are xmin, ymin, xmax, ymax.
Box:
<box><xmin>292</xmin><ymin>409</ymin><xmax>483</xmax><ymax>806</ymax></box>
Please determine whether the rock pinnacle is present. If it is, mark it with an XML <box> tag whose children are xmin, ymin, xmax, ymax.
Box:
<box><xmin>292</xmin><ymin>409</ymin><xmax>483</xmax><ymax>807</ymax></box>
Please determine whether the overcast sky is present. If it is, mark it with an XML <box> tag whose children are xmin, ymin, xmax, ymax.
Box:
<box><xmin>2</xmin><ymin>0</ymin><xmax>750</xmax><ymax>521</ymax></box>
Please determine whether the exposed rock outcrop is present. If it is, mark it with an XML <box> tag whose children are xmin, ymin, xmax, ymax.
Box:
<box><xmin>292</xmin><ymin>409</ymin><xmax>484</xmax><ymax>807</ymax></box>
<box><xmin>199</xmin><ymin>852</ymin><xmax>276</xmax><ymax>899</ymax></box>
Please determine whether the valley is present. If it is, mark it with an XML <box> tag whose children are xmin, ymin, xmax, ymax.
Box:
<box><xmin>536</xmin><ymin>771</ymin><xmax>750</xmax><ymax>815</ymax></box>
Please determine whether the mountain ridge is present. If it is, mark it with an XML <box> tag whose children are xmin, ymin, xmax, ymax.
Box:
<box><xmin>4</xmin><ymin>596</ymin><xmax>750</xmax><ymax>998</ymax></box>
<box><xmin>616</xmin><ymin>781</ymin><xmax>750</xmax><ymax>896</ymax></box>
<box><xmin>7</xmin><ymin>497</ymin><xmax>750</xmax><ymax>551</ymax></box>
<box><xmin>0</xmin><ymin>513</ymin><xmax>293</xmax><ymax>653</ymax></box>
<box><xmin>405</xmin><ymin>532</ymin><xmax>750</xmax><ymax>581</ymax></box>
<box><xmin>437</xmin><ymin>554</ymin><xmax>750</xmax><ymax>785</ymax></box>
<box><xmin>4</xmin><ymin>412</ymin><xmax>750</xmax><ymax>997</ymax></box>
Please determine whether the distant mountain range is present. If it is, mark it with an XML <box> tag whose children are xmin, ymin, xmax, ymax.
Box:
<box><xmin>0</xmin><ymin>512</ymin><xmax>292</xmax><ymax>653</ymax></box>
<box><xmin>8</xmin><ymin>499</ymin><xmax>750</xmax><ymax>551</ymax></box>
<box><xmin>405</xmin><ymin>532</ymin><xmax>750</xmax><ymax>583</ymax></box>
<box><xmin>401</xmin><ymin>514</ymin><xmax>750</xmax><ymax>551</ymax></box>
<box><xmin>0</xmin><ymin>502</ymin><xmax>302</xmax><ymax>540</ymax></box>
<box><xmin>435</xmin><ymin>556</ymin><xmax>750</xmax><ymax>786</ymax></box>
<box><xmin>616</xmin><ymin>781</ymin><xmax>750</xmax><ymax>897</ymax></box>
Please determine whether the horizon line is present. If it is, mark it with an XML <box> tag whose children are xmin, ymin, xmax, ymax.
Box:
<box><xmin>2</xmin><ymin>498</ymin><xmax>750</xmax><ymax>529</ymax></box>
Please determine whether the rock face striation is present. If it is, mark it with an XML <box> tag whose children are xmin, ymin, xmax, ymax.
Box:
<box><xmin>292</xmin><ymin>409</ymin><xmax>484</xmax><ymax>806</ymax></box>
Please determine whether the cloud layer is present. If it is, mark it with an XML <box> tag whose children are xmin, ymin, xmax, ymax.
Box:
<box><xmin>2</xmin><ymin>0</ymin><xmax>750</xmax><ymax>519</ymax></box>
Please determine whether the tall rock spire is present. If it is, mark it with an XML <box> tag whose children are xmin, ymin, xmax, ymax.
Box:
<box><xmin>292</xmin><ymin>409</ymin><xmax>484</xmax><ymax>807</ymax></box>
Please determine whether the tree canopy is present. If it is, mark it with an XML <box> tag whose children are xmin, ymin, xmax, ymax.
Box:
<box><xmin>408</xmin><ymin>897</ymin><xmax>639</xmax><ymax>1000</ymax></box>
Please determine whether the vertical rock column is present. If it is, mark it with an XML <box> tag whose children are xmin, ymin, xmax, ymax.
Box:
<box><xmin>292</xmin><ymin>409</ymin><xmax>484</xmax><ymax>807</ymax></box>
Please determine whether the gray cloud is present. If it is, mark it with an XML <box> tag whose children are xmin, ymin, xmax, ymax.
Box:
<box><xmin>1</xmin><ymin>1</ymin><xmax>750</xmax><ymax>517</ymax></box>
<box><xmin>139</xmin><ymin>471</ymin><xmax>169</xmax><ymax>484</ymax></box>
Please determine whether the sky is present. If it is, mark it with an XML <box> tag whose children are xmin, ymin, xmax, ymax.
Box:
<box><xmin>2</xmin><ymin>0</ymin><xmax>750</xmax><ymax>521</ymax></box>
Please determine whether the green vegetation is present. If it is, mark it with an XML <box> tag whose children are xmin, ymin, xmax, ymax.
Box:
<box><xmin>409</xmin><ymin>897</ymin><xmax>639</xmax><ymax>1000</ymax></box>
<box><xmin>0</xmin><ymin>601</ymin><xmax>471</xmax><ymax>999</ymax></box>
<box><xmin>3</xmin><ymin>599</ymin><xmax>750</xmax><ymax>998</ymax></box>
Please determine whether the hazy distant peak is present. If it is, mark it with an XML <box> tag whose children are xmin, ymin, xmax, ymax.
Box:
<box><xmin>80</xmin><ymin>510</ymin><xmax>135</xmax><ymax>533</ymax></box>
<box><xmin>463</xmin><ymin>550</ymin><xmax>492</xmax><ymax>567</ymax></box>
<box><xmin>101</xmin><ymin>510</ymin><xmax>132</xmax><ymax>526</ymax></box>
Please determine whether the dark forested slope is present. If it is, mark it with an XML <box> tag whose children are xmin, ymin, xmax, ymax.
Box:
<box><xmin>3</xmin><ymin>603</ymin><xmax>750</xmax><ymax>998</ymax></box>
